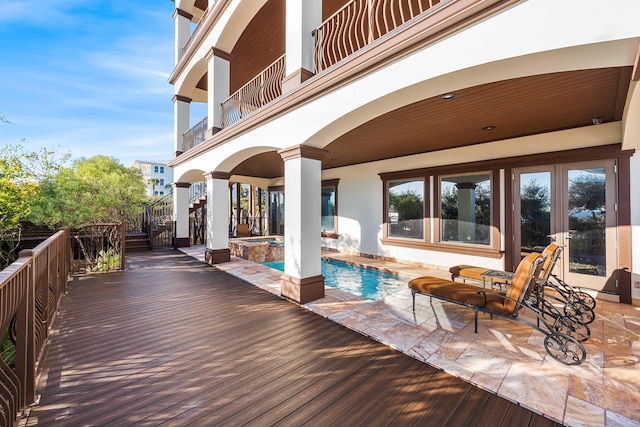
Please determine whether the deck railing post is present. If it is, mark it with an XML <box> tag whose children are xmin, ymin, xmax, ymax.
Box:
<box><xmin>14</xmin><ymin>249</ymin><xmax>37</xmax><ymax>409</ymax></box>
<box><xmin>119</xmin><ymin>223</ymin><xmax>126</xmax><ymax>271</ymax></box>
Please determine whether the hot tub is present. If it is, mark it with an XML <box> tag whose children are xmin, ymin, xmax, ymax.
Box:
<box><xmin>228</xmin><ymin>236</ymin><xmax>284</xmax><ymax>263</ymax></box>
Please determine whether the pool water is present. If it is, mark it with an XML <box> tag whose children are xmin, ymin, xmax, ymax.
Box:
<box><xmin>263</xmin><ymin>259</ymin><xmax>404</xmax><ymax>300</ymax></box>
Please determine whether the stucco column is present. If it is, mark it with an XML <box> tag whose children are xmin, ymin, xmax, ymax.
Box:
<box><xmin>282</xmin><ymin>0</ymin><xmax>321</xmax><ymax>93</ymax></box>
<box><xmin>204</xmin><ymin>171</ymin><xmax>231</xmax><ymax>264</ymax></box>
<box><xmin>174</xmin><ymin>8</ymin><xmax>193</xmax><ymax>64</ymax></box>
<box><xmin>206</xmin><ymin>48</ymin><xmax>231</xmax><ymax>137</ymax></box>
<box><xmin>278</xmin><ymin>145</ymin><xmax>327</xmax><ymax>304</ymax></box>
<box><xmin>173</xmin><ymin>95</ymin><xmax>191</xmax><ymax>158</ymax></box>
<box><xmin>173</xmin><ymin>182</ymin><xmax>191</xmax><ymax>248</ymax></box>
<box><xmin>456</xmin><ymin>182</ymin><xmax>476</xmax><ymax>242</ymax></box>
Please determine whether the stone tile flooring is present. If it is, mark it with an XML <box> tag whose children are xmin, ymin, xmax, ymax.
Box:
<box><xmin>179</xmin><ymin>246</ymin><xmax>640</xmax><ymax>427</ymax></box>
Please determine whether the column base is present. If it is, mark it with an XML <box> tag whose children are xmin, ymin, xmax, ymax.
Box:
<box><xmin>281</xmin><ymin>274</ymin><xmax>325</xmax><ymax>304</ymax></box>
<box><xmin>206</xmin><ymin>126</ymin><xmax>222</xmax><ymax>139</ymax></box>
<box><xmin>205</xmin><ymin>248</ymin><xmax>231</xmax><ymax>265</ymax></box>
<box><xmin>173</xmin><ymin>237</ymin><xmax>190</xmax><ymax>248</ymax></box>
<box><xmin>281</xmin><ymin>68</ymin><xmax>315</xmax><ymax>93</ymax></box>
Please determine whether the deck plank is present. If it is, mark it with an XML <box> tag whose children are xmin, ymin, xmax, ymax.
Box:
<box><xmin>24</xmin><ymin>250</ymin><xmax>560</xmax><ymax>426</ymax></box>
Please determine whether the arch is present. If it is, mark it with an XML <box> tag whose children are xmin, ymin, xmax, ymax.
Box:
<box><xmin>213</xmin><ymin>0</ymin><xmax>270</xmax><ymax>54</ymax></box>
<box><xmin>175</xmin><ymin>58</ymin><xmax>208</xmax><ymax>101</ymax></box>
<box><xmin>174</xmin><ymin>168</ymin><xmax>208</xmax><ymax>184</ymax></box>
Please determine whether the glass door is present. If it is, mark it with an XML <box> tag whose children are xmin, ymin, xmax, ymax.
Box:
<box><xmin>561</xmin><ymin>161</ymin><xmax>617</xmax><ymax>292</ymax></box>
<box><xmin>513</xmin><ymin>160</ymin><xmax>617</xmax><ymax>294</ymax></box>
<box><xmin>512</xmin><ymin>167</ymin><xmax>555</xmax><ymax>271</ymax></box>
<box><xmin>268</xmin><ymin>190</ymin><xmax>285</xmax><ymax>235</ymax></box>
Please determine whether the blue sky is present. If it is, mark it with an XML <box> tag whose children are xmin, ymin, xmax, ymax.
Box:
<box><xmin>0</xmin><ymin>1</ymin><xmax>177</xmax><ymax>167</ymax></box>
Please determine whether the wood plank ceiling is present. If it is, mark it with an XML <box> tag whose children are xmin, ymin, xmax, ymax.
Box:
<box><xmin>231</xmin><ymin>66</ymin><xmax>632</xmax><ymax>179</ymax></box>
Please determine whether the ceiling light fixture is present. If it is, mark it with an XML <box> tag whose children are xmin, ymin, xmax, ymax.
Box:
<box><xmin>441</xmin><ymin>93</ymin><xmax>455</xmax><ymax>100</ymax></box>
<box><xmin>483</xmin><ymin>125</ymin><xmax>496</xmax><ymax>131</ymax></box>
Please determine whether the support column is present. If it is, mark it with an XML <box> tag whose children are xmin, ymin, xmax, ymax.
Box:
<box><xmin>278</xmin><ymin>145</ymin><xmax>327</xmax><ymax>304</ymax></box>
<box><xmin>204</xmin><ymin>171</ymin><xmax>231</xmax><ymax>264</ymax></box>
<box><xmin>205</xmin><ymin>48</ymin><xmax>231</xmax><ymax>137</ymax></box>
<box><xmin>174</xmin><ymin>8</ymin><xmax>193</xmax><ymax>64</ymax></box>
<box><xmin>173</xmin><ymin>182</ymin><xmax>191</xmax><ymax>248</ymax></box>
<box><xmin>282</xmin><ymin>0</ymin><xmax>321</xmax><ymax>92</ymax></box>
<box><xmin>457</xmin><ymin>182</ymin><xmax>477</xmax><ymax>243</ymax></box>
<box><xmin>173</xmin><ymin>95</ymin><xmax>191</xmax><ymax>157</ymax></box>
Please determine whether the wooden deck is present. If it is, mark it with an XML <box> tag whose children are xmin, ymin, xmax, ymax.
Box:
<box><xmin>23</xmin><ymin>250</ymin><xmax>560</xmax><ymax>426</ymax></box>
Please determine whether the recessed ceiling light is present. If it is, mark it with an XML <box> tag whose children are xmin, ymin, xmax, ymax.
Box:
<box><xmin>483</xmin><ymin>125</ymin><xmax>496</xmax><ymax>131</ymax></box>
<box><xmin>441</xmin><ymin>93</ymin><xmax>456</xmax><ymax>100</ymax></box>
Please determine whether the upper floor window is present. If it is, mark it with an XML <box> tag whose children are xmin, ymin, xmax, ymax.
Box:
<box><xmin>160</xmin><ymin>166</ymin><xmax>165</xmax><ymax>174</ymax></box>
<box><xmin>154</xmin><ymin>165</ymin><xmax>159</xmax><ymax>173</ymax></box>
<box><xmin>387</xmin><ymin>179</ymin><xmax>424</xmax><ymax>240</ymax></box>
<box><xmin>159</xmin><ymin>179</ymin><xmax>165</xmax><ymax>186</ymax></box>
<box><xmin>439</xmin><ymin>173</ymin><xmax>492</xmax><ymax>246</ymax></box>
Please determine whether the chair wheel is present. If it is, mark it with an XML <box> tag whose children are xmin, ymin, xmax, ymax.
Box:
<box><xmin>544</xmin><ymin>333</ymin><xmax>586</xmax><ymax>365</ymax></box>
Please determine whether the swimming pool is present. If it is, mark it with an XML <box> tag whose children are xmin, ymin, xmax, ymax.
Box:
<box><xmin>263</xmin><ymin>259</ymin><xmax>404</xmax><ymax>300</ymax></box>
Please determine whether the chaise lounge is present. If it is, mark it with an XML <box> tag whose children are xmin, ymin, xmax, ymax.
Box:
<box><xmin>408</xmin><ymin>252</ymin><xmax>587</xmax><ymax>365</ymax></box>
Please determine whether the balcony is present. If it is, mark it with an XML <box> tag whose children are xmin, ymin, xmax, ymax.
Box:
<box><xmin>179</xmin><ymin>3</ymin><xmax>214</xmax><ymax>61</ymax></box>
<box><xmin>314</xmin><ymin>0</ymin><xmax>447</xmax><ymax>72</ymax></box>
<box><xmin>182</xmin><ymin>115</ymin><xmax>208</xmax><ymax>153</ymax></box>
<box><xmin>221</xmin><ymin>54</ymin><xmax>286</xmax><ymax>128</ymax></box>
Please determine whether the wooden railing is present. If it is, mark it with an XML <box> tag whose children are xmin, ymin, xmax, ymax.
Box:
<box><xmin>221</xmin><ymin>54</ymin><xmax>286</xmax><ymax>128</ymax></box>
<box><xmin>0</xmin><ymin>229</ymin><xmax>71</xmax><ymax>425</ymax></box>
<box><xmin>182</xmin><ymin>116</ymin><xmax>208</xmax><ymax>153</ymax></box>
<box><xmin>314</xmin><ymin>0</ymin><xmax>446</xmax><ymax>72</ymax></box>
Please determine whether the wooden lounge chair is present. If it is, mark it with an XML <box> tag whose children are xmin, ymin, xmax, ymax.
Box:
<box><xmin>409</xmin><ymin>252</ymin><xmax>587</xmax><ymax>365</ymax></box>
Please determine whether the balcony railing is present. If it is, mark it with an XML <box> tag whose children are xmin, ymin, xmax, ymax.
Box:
<box><xmin>179</xmin><ymin>2</ymin><xmax>215</xmax><ymax>60</ymax></box>
<box><xmin>221</xmin><ymin>54</ymin><xmax>286</xmax><ymax>128</ymax></box>
<box><xmin>182</xmin><ymin>116</ymin><xmax>208</xmax><ymax>153</ymax></box>
<box><xmin>314</xmin><ymin>0</ymin><xmax>447</xmax><ymax>73</ymax></box>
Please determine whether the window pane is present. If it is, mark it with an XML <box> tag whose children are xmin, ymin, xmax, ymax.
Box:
<box><xmin>388</xmin><ymin>179</ymin><xmax>424</xmax><ymax>239</ymax></box>
<box><xmin>441</xmin><ymin>174</ymin><xmax>491</xmax><ymax>245</ymax></box>
<box><xmin>321</xmin><ymin>187</ymin><xmax>336</xmax><ymax>232</ymax></box>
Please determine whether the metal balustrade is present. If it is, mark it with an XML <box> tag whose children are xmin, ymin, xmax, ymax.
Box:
<box><xmin>314</xmin><ymin>0</ymin><xmax>447</xmax><ymax>72</ymax></box>
<box><xmin>221</xmin><ymin>54</ymin><xmax>286</xmax><ymax>128</ymax></box>
<box><xmin>182</xmin><ymin>116</ymin><xmax>208</xmax><ymax>153</ymax></box>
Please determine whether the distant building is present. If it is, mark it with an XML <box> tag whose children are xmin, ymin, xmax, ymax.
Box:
<box><xmin>132</xmin><ymin>160</ymin><xmax>174</xmax><ymax>198</ymax></box>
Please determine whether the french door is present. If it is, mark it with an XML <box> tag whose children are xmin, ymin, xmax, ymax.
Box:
<box><xmin>513</xmin><ymin>160</ymin><xmax>617</xmax><ymax>294</ymax></box>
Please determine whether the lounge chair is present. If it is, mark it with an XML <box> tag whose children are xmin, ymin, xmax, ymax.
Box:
<box><xmin>449</xmin><ymin>244</ymin><xmax>595</xmax><ymax>326</ymax></box>
<box><xmin>408</xmin><ymin>252</ymin><xmax>587</xmax><ymax>365</ymax></box>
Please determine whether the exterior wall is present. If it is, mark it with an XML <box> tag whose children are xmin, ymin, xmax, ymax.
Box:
<box><xmin>133</xmin><ymin>161</ymin><xmax>175</xmax><ymax>198</ymax></box>
<box><xmin>319</xmin><ymin>124</ymin><xmax>630</xmax><ymax>272</ymax></box>
<box><xmin>172</xmin><ymin>0</ymin><xmax>639</xmax><ymax>180</ymax></box>
<box><xmin>170</xmin><ymin>0</ymin><xmax>640</xmax><ymax>301</ymax></box>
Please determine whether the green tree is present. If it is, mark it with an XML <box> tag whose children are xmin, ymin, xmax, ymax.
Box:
<box><xmin>1</xmin><ymin>144</ymin><xmax>68</xmax><ymax>267</ymax></box>
<box><xmin>147</xmin><ymin>178</ymin><xmax>160</xmax><ymax>195</ymax></box>
<box><xmin>29</xmin><ymin>156</ymin><xmax>146</xmax><ymax>228</ymax></box>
